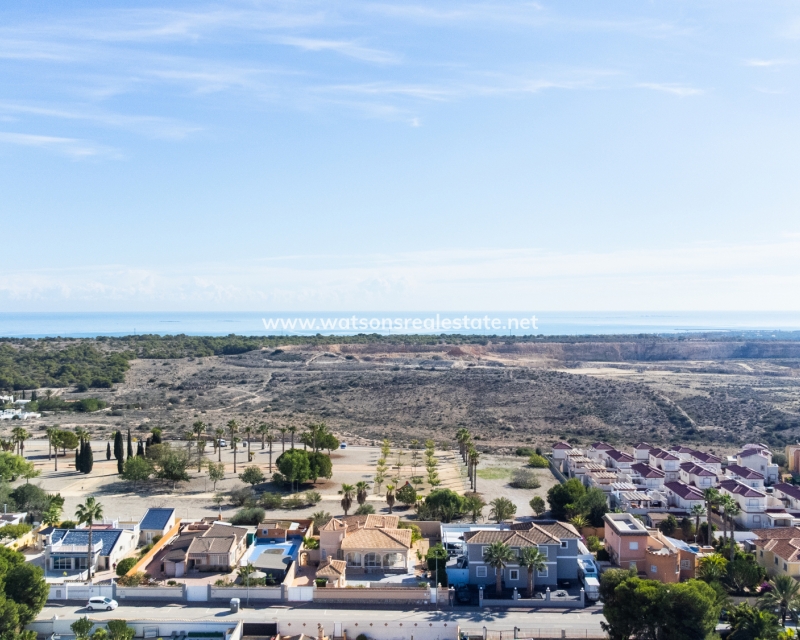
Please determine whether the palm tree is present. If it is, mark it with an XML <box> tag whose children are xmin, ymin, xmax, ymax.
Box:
<box><xmin>483</xmin><ymin>541</ymin><xmax>515</xmax><ymax>596</ymax></box>
<box><xmin>339</xmin><ymin>484</ymin><xmax>355</xmax><ymax>516</ymax></box>
<box><xmin>469</xmin><ymin>449</ymin><xmax>480</xmax><ymax>492</ymax></box>
<box><xmin>719</xmin><ymin>495</ymin><xmax>735</xmax><ymax>545</ymax></box>
<box><xmin>257</xmin><ymin>422</ymin><xmax>270</xmax><ymax>450</ymax></box>
<box><xmin>758</xmin><ymin>575</ymin><xmax>800</xmax><ymax>626</ymax></box>
<box><xmin>690</xmin><ymin>504</ymin><xmax>706</xmax><ymax>543</ymax></box>
<box><xmin>12</xmin><ymin>427</ymin><xmax>28</xmax><ymax>457</ymax></box>
<box><xmin>75</xmin><ymin>497</ymin><xmax>103</xmax><ymax>584</ymax></box>
<box><xmin>244</xmin><ymin>423</ymin><xmax>253</xmax><ymax>459</ymax></box>
<box><xmin>455</xmin><ymin>428</ymin><xmax>470</xmax><ymax>462</ymax></box>
<box><xmin>46</xmin><ymin>427</ymin><xmax>57</xmax><ymax>460</ymax></box>
<box><xmin>192</xmin><ymin>421</ymin><xmax>207</xmax><ymax>472</ymax></box>
<box><xmin>569</xmin><ymin>514</ymin><xmax>589</xmax><ymax>530</ymax></box>
<box><xmin>227</xmin><ymin>419</ymin><xmax>239</xmax><ymax>469</ymax></box>
<box><xmin>214</xmin><ymin>428</ymin><xmax>224</xmax><ymax>461</ymax></box>
<box><xmin>727</xmin><ymin>503</ymin><xmax>741</xmax><ymax>560</ymax></box>
<box><xmin>730</xmin><ymin>604</ymin><xmax>781</xmax><ymax>640</ymax></box>
<box><xmin>311</xmin><ymin>511</ymin><xmax>332</xmax><ymax>529</ymax></box>
<box><xmin>279</xmin><ymin>427</ymin><xmax>287</xmax><ymax>453</ymax></box>
<box><xmin>697</xmin><ymin>554</ymin><xmax>728</xmax><ymax>582</ymax></box>
<box><xmin>518</xmin><ymin>547</ymin><xmax>547</xmax><ymax>598</ymax></box>
<box><xmin>266</xmin><ymin>432</ymin><xmax>274</xmax><ymax>472</ymax></box>
<box><xmin>489</xmin><ymin>497</ymin><xmax>517</xmax><ymax>523</ymax></box>
<box><xmin>356</xmin><ymin>481</ymin><xmax>370</xmax><ymax>506</ymax></box>
<box><xmin>231</xmin><ymin>436</ymin><xmax>241</xmax><ymax>473</ymax></box>
<box><xmin>464</xmin><ymin>494</ymin><xmax>486</xmax><ymax>523</ymax></box>
<box><xmin>703</xmin><ymin>487</ymin><xmax>720</xmax><ymax>546</ymax></box>
<box><xmin>385</xmin><ymin>485</ymin><xmax>396</xmax><ymax>514</ymax></box>
<box><xmin>288</xmin><ymin>426</ymin><xmax>297</xmax><ymax>449</ymax></box>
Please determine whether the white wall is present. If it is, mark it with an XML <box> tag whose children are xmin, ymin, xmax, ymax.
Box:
<box><xmin>279</xmin><ymin>621</ymin><xmax>458</xmax><ymax>640</ymax></box>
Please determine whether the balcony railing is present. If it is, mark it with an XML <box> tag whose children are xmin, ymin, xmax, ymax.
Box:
<box><xmin>51</xmin><ymin>540</ymin><xmax>103</xmax><ymax>554</ymax></box>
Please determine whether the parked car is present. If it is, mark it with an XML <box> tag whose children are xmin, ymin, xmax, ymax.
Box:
<box><xmin>87</xmin><ymin>597</ymin><xmax>118</xmax><ymax>611</ymax></box>
<box><xmin>340</xmin><ymin>443</ymin><xmax>347</xmax><ymax>449</ymax></box>
<box><xmin>218</xmin><ymin>438</ymin><xmax>227</xmax><ymax>447</ymax></box>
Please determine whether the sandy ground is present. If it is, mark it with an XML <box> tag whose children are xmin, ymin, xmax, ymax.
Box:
<box><xmin>14</xmin><ymin>440</ymin><xmax>467</xmax><ymax>523</ymax></box>
<box><xmin>472</xmin><ymin>454</ymin><xmax>559</xmax><ymax>520</ymax></box>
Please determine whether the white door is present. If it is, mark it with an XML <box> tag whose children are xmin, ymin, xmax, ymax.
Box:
<box><xmin>185</xmin><ymin>585</ymin><xmax>208</xmax><ymax>602</ymax></box>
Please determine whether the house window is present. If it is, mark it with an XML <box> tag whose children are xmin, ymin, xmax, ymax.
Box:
<box><xmin>476</xmin><ymin>566</ymin><xmax>487</xmax><ymax>578</ymax></box>
<box><xmin>784</xmin><ymin>563</ymin><xmax>788</xmax><ymax>571</ymax></box>
<box><xmin>537</xmin><ymin>567</ymin><xmax>548</xmax><ymax>578</ymax></box>
<box><xmin>650</xmin><ymin>565</ymin><xmax>657</xmax><ymax>574</ymax></box>
<box><xmin>53</xmin><ymin>557</ymin><xmax>71</xmax><ymax>570</ymax></box>
<box><xmin>629</xmin><ymin>562</ymin><xmax>637</xmax><ymax>572</ymax></box>
<box><xmin>509</xmin><ymin>570</ymin><xmax>519</xmax><ymax>581</ymax></box>
<box><xmin>345</xmin><ymin>553</ymin><xmax>362</xmax><ymax>567</ymax></box>
<box><xmin>776</xmin><ymin>557</ymin><xmax>779</xmax><ymax>566</ymax></box>
<box><xmin>681</xmin><ymin>560</ymin><xmax>691</xmax><ymax>570</ymax></box>
<box><xmin>561</xmin><ymin>541</ymin><xmax>568</xmax><ymax>548</ymax></box>
<box><xmin>537</xmin><ymin>546</ymin><xmax>548</xmax><ymax>558</ymax></box>
<box><xmin>364</xmin><ymin>553</ymin><xmax>381</xmax><ymax>567</ymax></box>
<box><xmin>748</xmin><ymin>499</ymin><xmax>760</xmax><ymax>507</ymax></box>
<box><xmin>481</xmin><ymin>546</ymin><xmax>488</xmax><ymax>557</ymax></box>
<box><xmin>753</xmin><ymin>515</ymin><xmax>762</xmax><ymax>523</ymax></box>
<box><xmin>629</xmin><ymin>542</ymin><xmax>639</xmax><ymax>550</ymax></box>
<box><xmin>760</xmin><ymin>551</ymin><xmax>764</xmax><ymax>557</ymax></box>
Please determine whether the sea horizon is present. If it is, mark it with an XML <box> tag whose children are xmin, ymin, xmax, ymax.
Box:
<box><xmin>1</xmin><ymin>311</ymin><xmax>800</xmax><ymax>339</ymax></box>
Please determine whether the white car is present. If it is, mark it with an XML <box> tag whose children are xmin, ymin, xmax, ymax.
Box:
<box><xmin>87</xmin><ymin>597</ymin><xmax>118</xmax><ymax>611</ymax></box>
<box><xmin>219</xmin><ymin>438</ymin><xmax>227</xmax><ymax>447</ymax></box>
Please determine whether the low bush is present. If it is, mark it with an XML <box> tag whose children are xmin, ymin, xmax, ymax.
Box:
<box><xmin>586</xmin><ymin>536</ymin><xmax>602</xmax><ymax>553</ymax></box>
<box><xmin>510</xmin><ymin>468</ymin><xmax>541</xmax><ymax>489</ymax></box>
<box><xmin>528</xmin><ymin>454</ymin><xmax>549</xmax><ymax>468</ymax></box>
<box><xmin>283</xmin><ymin>497</ymin><xmax>305</xmax><ymax>509</ymax></box>
<box><xmin>0</xmin><ymin>523</ymin><xmax>32</xmax><ymax>540</ymax></box>
<box><xmin>354</xmin><ymin>504</ymin><xmax>375</xmax><ymax>515</ymax></box>
<box><xmin>515</xmin><ymin>447</ymin><xmax>536</xmax><ymax>457</ymax></box>
<box><xmin>260</xmin><ymin>492</ymin><xmax>284</xmax><ymax>509</ymax></box>
<box><xmin>229</xmin><ymin>485</ymin><xmax>255</xmax><ymax>507</ymax></box>
<box><xmin>116</xmin><ymin>557</ymin><xmax>137</xmax><ymax>576</ymax></box>
<box><xmin>305</xmin><ymin>490</ymin><xmax>321</xmax><ymax>505</ymax></box>
<box><xmin>117</xmin><ymin>572</ymin><xmax>148</xmax><ymax>586</ymax></box>
<box><xmin>230</xmin><ymin>507</ymin><xmax>265</xmax><ymax>525</ymax></box>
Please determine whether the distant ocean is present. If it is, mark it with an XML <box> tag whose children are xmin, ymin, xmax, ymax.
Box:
<box><xmin>1</xmin><ymin>311</ymin><xmax>800</xmax><ymax>338</ymax></box>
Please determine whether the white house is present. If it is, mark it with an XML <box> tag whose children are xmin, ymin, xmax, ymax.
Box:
<box><xmin>736</xmin><ymin>446</ymin><xmax>779</xmax><ymax>485</ymax></box>
<box><xmin>606</xmin><ymin>449</ymin><xmax>635</xmax><ymax>472</ymax></box>
<box><xmin>725</xmin><ymin>465</ymin><xmax>766</xmax><ymax>490</ymax></box>
<box><xmin>719</xmin><ymin>479</ymin><xmax>770</xmax><ymax>529</ymax></box>
<box><xmin>773</xmin><ymin>483</ymin><xmax>800</xmax><ymax>512</ymax></box>
<box><xmin>633</xmin><ymin>443</ymin><xmax>652</xmax><ymax>462</ymax></box>
<box><xmin>587</xmin><ymin>442</ymin><xmax>615</xmax><ymax>464</ymax></box>
<box><xmin>551</xmin><ymin>441</ymin><xmax>575</xmax><ymax>461</ymax></box>
<box><xmin>649</xmin><ymin>448</ymin><xmax>681</xmax><ymax>482</ymax></box>
<box><xmin>629</xmin><ymin>463</ymin><xmax>666</xmax><ymax>491</ymax></box>
<box><xmin>664</xmin><ymin>481</ymin><xmax>706</xmax><ymax>510</ymax></box>
<box><xmin>679</xmin><ymin>462</ymin><xmax>717</xmax><ymax>489</ymax></box>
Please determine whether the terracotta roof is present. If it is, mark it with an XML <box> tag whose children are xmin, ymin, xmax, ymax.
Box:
<box><xmin>665</xmin><ymin>481</ymin><xmax>704</xmax><ymax>501</ymax></box>
<box><xmin>726</xmin><ymin>465</ymin><xmax>765</xmax><ymax>480</ymax></box>
<box><xmin>760</xmin><ymin>538</ymin><xmax>800</xmax><ymax>563</ymax></box>
<box><xmin>162</xmin><ymin>530</ymin><xmax>204</xmax><ymax>562</ymax></box>
<box><xmin>689</xmin><ymin>450</ymin><xmax>722</xmax><ymax>465</ymax></box>
<box><xmin>553</xmin><ymin>441</ymin><xmax>573</xmax><ymax>450</ymax></box>
<box><xmin>317</xmin><ymin>559</ymin><xmax>347</xmax><ymax>578</ymax></box>
<box><xmin>508</xmin><ymin>520</ymin><xmax>579</xmax><ymax>539</ymax></box>
<box><xmin>775</xmin><ymin>483</ymin><xmax>800</xmax><ymax>501</ymax></box>
<box><xmin>631</xmin><ymin>463</ymin><xmax>665</xmax><ymax>479</ymax></box>
<box><xmin>363</xmin><ymin>515</ymin><xmax>400</xmax><ymax>529</ymax></box>
<box><xmin>607</xmin><ymin>450</ymin><xmax>635</xmax><ymax>463</ymax></box>
<box><xmin>720</xmin><ymin>479</ymin><xmax>766</xmax><ymax>498</ymax></box>
<box><xmin>466</xmin><ymin>529</ymin><xmax>559</xmax><ymax>547</ymax></box>
<box><xmin>187</xmin><ymin>535</ymin><xmax>235</xmax><ymax>556</ymax></box>
<box><xmin>340</xmin><ymin>527</ymin><xmax>412</xmax><ymax>550</ymax></box>
<box><xmin>680</xmin><ymin>462</ymin><xmax>717</xmax><ymax>477</ymax></box>
<box><xmin>752</xmin><ymin>527</ymin><xmax>800</xmax><ymax>541</ymax></box>
<box><xmin>320</xmin><ymin>518</ymin><xmax>347</xmax><ymax>532</ymax></box>
<box><xmin>738</xmin><ymin>448</ymin><xmax>769</xmax><ymax>459</ymax></box>
<box><xmin>205</xmin><ymin>522</ymin><xmax>247</xmax><ymax>542</ymax></box>
<box><xmin>634</xmin><ymin>442</ymin><xmax>652</xmax><ymax>450</ymax></box>
<box><xmin>590</xmin><ymin>442</ymin><xmax>613</xmax><ymax>451</ymax></box>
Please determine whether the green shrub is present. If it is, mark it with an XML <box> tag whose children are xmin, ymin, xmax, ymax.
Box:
<box><xmin>305</xmin><ymin>490</ymin><xmax>321</xmax><ymax>505</ymax></box>
<box><xmin>259</xmin><ymin>492</ymin><xmax>283</xmax><ymax>509</ymax></box>
<box><xmin>283</xmin><ymin>497</ymin><xmax>305</xmax><ymax>509</ymax></box>
<box><xmin>586</xmin><ymin>536</ymin><xmax>602</xmax><ymax>553</ymax></box>
<box><xmin>0</xmin><ymin>523</ymin><xmax>32</xmax><ymax>540</ymax></box>
<box><xmin>230</xmin><ymin>507</ymin><xmax>265</xmax><ymax>525</ymax></box>
<box><xmin>515</xmin><ymin>447</ymin><xmax>536</xmax><ymax>457</ymax></box>
<box><xmin>354</xmin><ymin>504</ymin><xmax>375</xmax><ymax>515</ymax></box>
<box><xmin>528</xmin><ymin>454</ymin><xmax>549</xmax><ymax>468</ymax></box>
<box><xmin>510</xmin><ymin>468</ymin><xmax>541</xmax><ymax>489</ymax></box>
<box><xmin>229</xmin><ymin>485</ymin><xmax>255</xmax><ymax>507</ymax></box>
<box><xmin>116</xmin><ymin>557</ymin><xmax>137</xmax><ymax>576</ymax></box>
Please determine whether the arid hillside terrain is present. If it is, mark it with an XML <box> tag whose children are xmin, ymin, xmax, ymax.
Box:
<box><xmin>6</xmin><ymin>338</ymin><xmax>799</xmax><ymax>455</ymax></box>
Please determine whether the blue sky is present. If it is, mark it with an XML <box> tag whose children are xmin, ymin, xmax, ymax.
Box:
<box><xmin>1</xmin><ymin>1</ymin><xmax>799</xmax><ymax>312</ymax></box>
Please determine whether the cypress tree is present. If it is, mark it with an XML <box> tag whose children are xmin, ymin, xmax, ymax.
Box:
<box><xmin>117</xmin><ymin>457</ymin><xmax>124</xmax><ymax>474</ymax></box>
<box><xmin>106</xmin><ymin>442</ymin><xmax>111</xmax><ymax>460</ymax></box>
<box><xmin>136</xmin><ymin>441</ymin><xmax>144</xmax><ymax>457</ymax></box>
<box><xmin>84</xmin><ymin>441</ymin><xmax>93</xmax><ymax>474</ymax></box>
<box><xmin>75</xmin><ymin>445</ymin><xmax>80</xmax><ymax>470</ymax></box>
<box><xmin>127</xmin><ymin>429</ymin><xmax>133</xmax><ymax>459</ymax></box>
<box><xmin>80</xmin><ymin>439</ymin><xmax>87</xmax><ymax>473</ymax></box>
<box><xmin>114</xmin><ymin>430</ymin><xmax>124</xmax><ymax>462</ymax></box>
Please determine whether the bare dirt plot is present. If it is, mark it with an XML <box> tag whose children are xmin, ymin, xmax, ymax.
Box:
<box><xmin>473</xmin><ymin>454</ymin><xmax>559</xmax><ymax>521</ymax></box>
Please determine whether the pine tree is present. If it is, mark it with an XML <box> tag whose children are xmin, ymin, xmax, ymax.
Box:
<box><xmin>83</xmin><ymin>441</ymin><xmax>93</xmax><ymax>474</ymax></box>
<box><xmin>114</xmin><ymin>430</ymin><xmax>124</xmax><ymax>463</ymax></box>
<box><xmin>127</xmin><ymin>429</ymin><xmax>133</xmax><ymax>459</ymax></box>
<box><xmin>106</xmin><ymin>442</ymin><xmax>111</xmax><ymax>460</ymax></box>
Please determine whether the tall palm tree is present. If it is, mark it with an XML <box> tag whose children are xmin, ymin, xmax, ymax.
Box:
<box><xmin>339</xmin><ymin>484</ymin><xmax>355</xmax><ymax>516</ymax></box>
<box><xmin>690</xmin><ymin>504</ymin><xmax>706</xmax><ymax>543</ymax></box>
<box><xmin>244</xmin><ymin>423</ymin><xmax>253</xmax><ymax>459</ymax></box>
<box><xmin>483</xmin><ymin>541</ymin><xmax>515</xmax><ymax>596</ymax></box>
<box><xmin>288</xmin><ymin>426</ymin><xmax>297</xmax><ymax>449</ymax></box>
<box><xmin>719</xmin><ymin>495</ymin><xmax>736</xmax><ymax>545</ymax></box>
<box><xmin>703</xmin><ymin>487</ymin><xmax>720</xmax><ymax>546</ymax></box>
<box><xmin>213</xmin><ymin>428</ymin><xmax>224</xmax><ymax>461</ymax></box>
<box><xmin>279</xmin><ymin>427</ymin><xmax>287</xmax><ymax>453</ymax></box>
<box><xmin>518</xmin><ymin>547</ymin><xmax>547</xmax><ymax>598</ymax></box>
<box><xmin>257</xmin><ymin>422</ymin><xmax>270</xmax><ymax>450</ymax></box>
<box><xmin>758</xmin><ymin>575</ymin><xmax>800</xmax><ymax>626</ymax></box>
<box><xmin>227</xmin><ymin>419</ymin><xmax>239</xmax><ymax>468</ymax></box>
<box><xmin>232</xmin><ymin>436</ymin><xmax>241</xmax><ymax>473</ymax></box>
<box><xmin>469</xmin><ymin>449</ymin><xmax>480</xmax><ymax>492</ymax></box>
<box><xmin>385</xmin><ymin>485</ymin><xmax>395</xmax><ymax>514</ymax></box>
<box><xmin>192</xmin><ymin>421</ymin><xmax>207</xmax><ymax>472</ymax></box>
<box><xmin>356</xmin><ymin>481</ymin><xmax>370</xmax><ymax>506</ymax></box>
<box><xmin>46</xmin><ymin>427</ymin><xmax>57</xmax><ymax>460</ymax></box>
<box><xmin>75</xmin><ymin>497</ymin><xmax>103</xmax><ymax>584</ymax></box>
<box><xmin>727</xmin><ymin>503</ymin><xmax>742</xmax><ymax>560</ymax></box>
<box><xmin>456</xmin><ymin>428</ymin><xmax>470</xmax><ymax>462</ymax></box>
<box><xmin>12</xmin><ymin>426</ymin><xmax>29</xmax><ymax>457</ymax></box>
<box><xmin>51</xmin><ymin>431</ymin><xmax>63</xmax><ymax>471</ymax></box>
<box><xmin>266</xmin><ymin>432</ymin><xmax>274</xmax><ymax>472</ymax></box>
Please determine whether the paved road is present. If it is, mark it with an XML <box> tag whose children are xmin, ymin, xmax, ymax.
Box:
<box><xmin>40</xmin><ymin>602</ymin><xmax>607</xmax><ymax>634</ymax></box>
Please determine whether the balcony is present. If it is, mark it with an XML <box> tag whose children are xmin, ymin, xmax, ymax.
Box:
<box><xmin>51</xmin><ymin>540</ymin><xmax>103</xmax><ymax>554</ymax></box>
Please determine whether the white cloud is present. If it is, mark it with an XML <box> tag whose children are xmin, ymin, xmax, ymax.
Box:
<box><xmin>2</xmin><ymin>240</ymin><xmax>800</xmax><ymax>312</ymax></box>
<box><xmin>271</xmin><ymin>37</ymin><xmax>399</xmax><ymax>64</ymax></box>
<box><xmin>637</xmin><ymin>82</ymin><xmax>704</xmax><ymax>96</ymax></box>
<box><xmin>746</xmin><ymin>59</ymin><xmax>792</xmax><ymax>67</ymax></box>
<box><xmin>0</xmin><ymin>131</ymin><xmax>118</xmax><ymax>158</ymax></box>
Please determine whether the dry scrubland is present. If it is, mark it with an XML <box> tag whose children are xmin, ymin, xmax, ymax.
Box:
<box><xmin>3</xmin><ymin>341</ymin><xmax>800</xmax><ymax>457</ymax></box>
